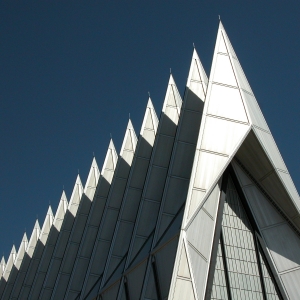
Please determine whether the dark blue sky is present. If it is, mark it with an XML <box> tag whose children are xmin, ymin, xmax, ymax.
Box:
<box><xmin>1</xmin><ymin>2</ymin><xmax>299</xmax><ymax>258</ymax></box>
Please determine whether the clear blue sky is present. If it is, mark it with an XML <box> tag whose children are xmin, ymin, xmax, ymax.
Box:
<box><xmin>1</xmin><ymin>1</ymin><xmax>299</xmax><ymax>258</ymax></box>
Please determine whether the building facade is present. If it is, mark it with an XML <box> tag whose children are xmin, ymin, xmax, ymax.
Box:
<box><xmin>0</xmin><ymin>22</ymin><xmax>299</xmax><ymax>300</ymax></box>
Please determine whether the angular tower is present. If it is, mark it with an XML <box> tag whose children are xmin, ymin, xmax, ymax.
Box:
<box><xmin>1</xmin><ymin>21</ymin><xmax>299</xmax><ymax>300</ymax></box>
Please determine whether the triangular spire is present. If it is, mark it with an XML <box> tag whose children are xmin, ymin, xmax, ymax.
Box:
<box><xmin>101</xmin><ymin>139</ymin><xmax>118</xmax><ymax>177</ymax></box>
<box><xmin>120</xmin><ymin>119</ymin><xmax>138</xmax><ymax>156</ymax></box>
<box><xmin>26</xmin><ymin>219</ymin><xmax>41</xmax><ymax>257</ymax></box>
<box><xmin>68</xmin><ymin>175</ymin><xmax>84</xmax><ymax>216</ymax></box>
<box><xmin>14</xmin><ymin>233</ymin><xmax>28</xmax><ymax>269</ymax></box>
<box><xmin>186</xmin><ymin>48</ymin><xmax>208</xmax><ymax>101</ymax></box>
<box><xmin>84</xmin><ymin>157</ymin><xmax>100</xmax><ymax>200</ymax></box>
<box><xmin>40</xmin><ymin>205</ymin><xmax>54</xmax><ymax>244</ymax></box>
<box><xmin>0</xmin><ymin>257</ymin><xmax>6</xmax><ymax>278</ymax></box>
<box><xmin>2</xmin><ymin>245</ymin><xmax>16</xmax><ymax>280</ymax></box>
<box><xmin>140</xmin><ymin>97</ymin><xmax>159</xmax><ymax>135</ymax></box>
<box><xmin>162</xmin><ymin>74</ymin><xmax>182</xmax><ymax>114</ymax></box>
<box><xmin>53</xmin><ymin>191</ymin><xmax>68</xmax><ymax>232</ymax></box>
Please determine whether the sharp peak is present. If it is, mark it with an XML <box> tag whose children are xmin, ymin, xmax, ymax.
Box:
<box><xmin>46</xmin><ymin>205</ymin><xmax>54</xmax><ymax>216</ymax></box>
<box><xmin>108</xmin><ymin>138</ymin><xmax>116</xmax><ymax>150</ymax></box>
<box><xmin>60</xmin><ymin>190</ymin><xmax>67</xmax><ymax>201</ymax></box>
<box><xmin>11</xmin><ymin>245</ymin><xmax>16</xmax><ymax>253</ymax></box>
<box><xmin>0</xmin><ymin>256</ymin><xmax>5</xmax><ymax>263</ymax></box>
<box><xmin>91</xmin><ymin>156</ymin><xmax>98</xmax><ymax>167</ymax></box>
<box><xmin>22</xmin><ymin>232</ymin><xmax>28</xmax><ymax>242</ymax></box>
<box><xmin>192</xmin><ymin>47</ymin><xmax>200</xmax><ymax>60</ymax></box>
<box><xmin>75</xmin><ymin>174</ymin><xmax>82</xmax><ymax>183</ymax></box>
<box><xmin>34</xmin><ymin>219</ymin><xmax>40</xmax><ymax>227</ymax></box>
<box><xmin>127</xmin><ymin>118</ymin><xmax>134</xmax><ymax>130</ymax></box>
<box><xmin>168</xmin><ymin>73</ymin><xmax>176</xmax><ymax>85</ymax></box>
<box><xmin>146</xmin><ymin>97</ymin><xmax>154</xmax><ymax>109</ymax></box>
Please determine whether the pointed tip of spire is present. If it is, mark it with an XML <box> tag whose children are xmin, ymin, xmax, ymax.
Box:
<box><xmin>75</xmin><ymin>174</ymin><xmax>82</xmax><ymax>185</ymax></box>
<box><xmin>22</xmin><ymin>232</ymin><xmax>28</xmax><ymax>242</ymax></box>
<box><xmin>47</xmin><ymin>205</ymin><xmax>54</xmax><ymax>217</ymax></box>
<box><xmin>34</xmin><ymin>219</ymin><xmax>40</xmax><ymax>228</ymax></box>
<box><xmin>108</xmin><ymin>138</ymin><xmax>116</xmax><ymax>151</ymax></box>
<box><xmin>168</xmin><ymin>73</ymin><xmax>175</xmax><ymax>85</ymax></box>
<box><xmin>11</xmin><ymin>245</ymin><xmax>16</xmax><ymax>254</ymax></box>
<box><xmin>192</xmin><ymin>47</ymin><xmax>200</xmax><ymax>60</ymax></box>
<box><xmin>146</xmin><ymin>97</ymin><xmax>154</xmax><ymax>109</ymax></box>
<box><xmin>127</xmin><ymin>119</ymin><xmax>134</xmax><ymax>130</ymax></box>
<box><xmin>91</xmin><ymin>156</ymin><xmax>98</xmax><ymax>168</ymax></box>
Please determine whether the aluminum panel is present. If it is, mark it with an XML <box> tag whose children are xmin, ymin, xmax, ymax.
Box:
<box><xmin>178</xmin><ymin>110</ymin><xmax>202</xmax><ymax>144</ymax></box>
<box><xmin>121</xmin><ymin>188</ymin><xmax>142</xmax><ymax>222</ymax></box>
<box><xmin>281</xmin><ymin>268</ymin><xmax>300</xmax><ymax>300</ymax></box>
<box><xmin>186</xmin><ymin>209</ymin><xmax>214</xmax><ymax>259</ymax></box>
<box><xmin>153</xmin><ymin>135</ymin><xmax>175</xmax><ymax>168</ymax></box>
<box><xmin>117</xmin><ymin>152</ymin><xmax>134</xmax><ymax>178</ymax></box>
<box><xmin>213</xmin><ymin>54</ymin><xmax>238</xmax><ymax>87</ymax></box>
<box><xmin>139</xmin><ymin>130</ymin><xmax>156</xmax><ymax>158</ymax></box>
<box><xmin>172</xmin><ymin>142</ymin><xmax>196</xmax><ymax>179</ymax></box>
<box><xmin>99</xmin><ymin>208</ymin><xmax>119</xmax><ymax>241</ymax></box>
<box><xmin>261</xmin><ymin>172</ymin><xmax>297</xmax><ymax>217</ymax></box>
<box><xmin>231</xmin><ymin>160</ymin><xmax>253</xmax><ymax>186</ymax></box>
<box><xmin>254</xmin><ymin>128</ymin><xmax>287</xmax><ymax>171</ymax></box>
<box><xmin>112</xmin><ymin>221</ymin><xmax>134</xmax><ymax>257</ymax></box>
<box><xmin>263</xmin><ymin>223</ymin><xmax>300</xmax><ymax>272</ymax></box>
<box><xmin>201</xmin><ymin>116</ymin><xmax>249</xmax><ymax>156</ymax></box>
<box><xmin>61</xmin><ymin>243</ymin><xmax>78</xmax><ymax>274</ymax></box>
<box><xmin>177</xmin><ymin>244</ymin><xmax>191</xmax><ymax>279</ymax></box>
<box><xmin>69</xmin><ymin>257</ymin><xmax>88</xmax><ymax>291</ymax></box>
<box><xmin>80</xmin><ymin>226</ymin><xmax>98</xmax><ymax>258</ymax></box>
<box><xmin>102</xmin><ymin>281</ymin><xmax>119</xmax><ymax>300</ymax></box>
<box><xmin>173</xmin><ymin>278</ymin><xmax>195</xmax><ymax>300</ymax></box>
<box><xmin>126</xmin><ymin>260</ymin><xmax>148</xmax><ymax>300</ymax></box>
<box><xmin>207</xmin><ymin>84</ymin><xmax>248</xmax><ymax>123</ymax></box>
<box><xmin>136</xmin><ymin>200</ymin><xmax>160</xmax><ymax>237</ymax></box>
<box><xmin>145</xmin><ymin>166</ymin><xmax>168</xmax><ymax>201</ymax></box>
<box><xmin>155</xmin><ymin>237</ymin><xmax>179</xmax><ymax>298</ymax></box>
<box><xmin>203</xmin><ymin>183</ymin><xmax>221</xmax><ymax>218</ymax></box>
<box><xmin>217</xmin><ymin>32</ymin><xmax>227</xmax><ymax>53</ymax></box>
<box><xmin>188</xmin><ymin>188</ymin><xmax>206</xmax><ymax>219</ymax></box>
<box><xmin>71</xmin><ymin>214</ymin><xmax>88</xmax><ymax>244</ymax></box>
<box><xmin>243</xmin><ymin>186</ymin><xmax>283</xmax><ymax>228</ymax></box>
<box><xmin>193</xmin><ymin>151</ymin><xmax>228</xmax><ymax>190</ymax></box>
<box><xmin>277</xmin><ymin>170</ymin><xmax>300</xmax><ymax>208</ymax></box>
<box><xmin>163</xmin><ymin>177</ymin><xmax>189</xmax><ymax>215</ymax></box>
<box><xmin>108</xmin><ymin>178</ymin><xmax>127</xmax><ymax>209</ymax></box>
<box><xmin>52</xmin><ymin>273</ymin><xmax>69</xmax><ymax>299</ymax></box>
<box><xmin>160</xmin><ymin>107</ymin><xmax>179</xmax><ymax>136</ymax></box>
<box><xmin>129</xmin><ymin>157</ymin><xmax>150</xmax><ymax>189</ymax></box>
<box><xmin>241</xmin><ymin>90</ymin><xmax>269</xmax><ymax>131</ymax></box>
<box><xmin>187</xmin><ymin>244</ymin><xmax>208</xmax><ymax>300</ymax></box>
<box><xmin>90</xmin><ymin>240</ymin><xmax>111</xmax><ymax>275</ymax></box>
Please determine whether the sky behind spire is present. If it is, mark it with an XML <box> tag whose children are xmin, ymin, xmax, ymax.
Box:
<box><xmin>1</xmin><ymin>1</ymin><xmax>299</xmax><ymax>261</ymax></box>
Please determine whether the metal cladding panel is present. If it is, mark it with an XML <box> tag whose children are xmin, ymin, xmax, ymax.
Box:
<box><xmin>145</xmin><ymin>166</ymin><xmax>168</xmax><ymax>201</ymax></box>
<box><xmin>281</xmin><ymin>269</ymin><xmax>300</xmax><ymax>300</ymax></box>
<box><xmin>231</xmin><ymin>160</ymin><xmax>253</xmax><ymax>186</ymax></box>
<box><xmin>80</xmin><ymin>226</ymin><xmax>98</xmax><ymax>258</ymax></box>
<box><xmin>130</xmin><ymin>236</ymin><xmax>149</xmax><ymax>263</ymax></box>
<box><xmin>118</xmin><ymin>152</ymin><xmax>134</xmax><ymax>178</ymax></box>
<box><xmin>173</xmin><ymin>278</ymin><xmax>196</xmax><ymax>300</ymax></box>
<box><xmin>126</xmin><ymin>260</ymin><xmax>148</xmax><ymax>300</ymax></box>
<box><xmin>186</xmin><ymin>210</ymin><xmax>214</xmax><ymax>259</ymax></box>
<box><xmin>254</xmin><ymin>128</ymin><xmax>287</xmax><ymax>171</ymax></box>
<box><xmin>102</xmin><ymin>281</ymin><xmax>119</xmax><ymax>300</ymax></box>
<box><xmin>261</xmin><ymin>172</ymin><xmax>297</xmax><ymax>217</ymax></box>
<box><xmin>277</xmin><ymin>170</ymin><xmax>300</xmax><ymax>208</ymax></box>
<box><xmin>155</xmin><ymin>237</ymin><xmax>179</xmax><ymax>298</ymax></box>
<box><xmin>207</xmin><ymin>84</ymin><xmax>248</xmax><ymax>123</ymax></box>
<box><xmin>71</xmin><ymin>214</ymin><xmax>88</xmax><ymax>244</ymax></box>
<box><xmin>201</xmin><ymin>117</ymin><xmax>249</xmax><ymax>156</ymax></box>
<box><xmin>40</xmin><ymin>288</ymin><xmax>52</xmax><ymax>300</ymax></box>
<box><xmin>243</xmin><ymin>186</ymin><xmax>283</xmax><ymax>228</ymax></box>
<box><xmin>213</xmin><ymin>54</ymin><xmax>238</xmax><ymax>87</ymax></box>
<box><xmin>188</xmin><ymin>189</ymin><xmax>206</xmax><ymax>220</ymax></box>
<box><xmin>144</xmin><ymin>267</ymin><xmax>158</xmax><ymax>300</ymax></box>
<box><xmin>177</xmin><ymin>244</ymin><xmax>191</xmax><ymax>279</ymax></box>
<box><xmin>235</xmin><ymin>131</ymin><xmax>274</xmax><ymax>180</ymax></box>
<box><xmin>129</xmin><ymin>157</ymin><xmax>150</xmax><ymax>189</ymax></box>
<box><xmin>121</xmin><ymin>188</ymin><xmax>142</xmax><ymax>222</ymax></box>
<box><xmin>113</xmin><ymin>221</ymin><xmax>134</xmax><ymax>257</ymax></box>
<box><xmin>262</xmin><ymin>223</ymin><xmax>300</xmax><ymax>272</ymax></box>
<box><xmin>193</xmin><ymin>151</ymin><xmax>227</xmax><ymax>191</ymax></box>
<box><xmin>88</xmin><ymin>197</ymin><xmax>107</xmax><ymax>227</ymax></box>
<box><xmin>178</xmin><ymin>110</ymin><xmax>202</xmax><ymax>144</ymax></box>
<box><xmin>90</xmin><ymin>240</ymin><xmax>111</xmax><ymax>275</ymax></box>
<box><xmin>54</xmin><ymin>229</ymin><xmax>72</xmax><ymax>259</ymax></box>
<box><xmin>136</xmin><ymin>200</ymin><xmax>161</xmax><ymax>237</ymax></box>
<box><xmin>52</xmin><ymin>273</ymin><xmax>69</xmax><ymax>299</ymax></box>
<box><xmin>30</xmin><ymin>272</ymin><xmax>46</xmax><ymax>299</ymax></box>
<box><xmin>99</xmin><ymin>208</ymin><xmax>119</xmax><ymax>241</ymax></box>
<box><xmin>139</xmin><ymin>130</ymin><xmax>156</xmax><ymax>157</ymax></box>
<box><xmin>159</xmin><ymin>108</ymin><xmax>179</xmax><ymax>137</ymax></box>
<box><xmin>61</xmin><ymin>243</ymin><xmax>78</xmax><ymax>274</ymax></box>
<box><xmin>171</xmin><ymin>142</ymin><xmax>196</xmax><ymax>179</ymax></box>
<box><xmin>153</xmin><ymin>135</ymin><xmax>175</xmax><ymax>168</ymax></box>
<box><xmin>44</xmin><ymin>258</ymin><xmax>61</xmax><ymax>287</ymax></box>
<box><xmin>69</xmin><ymin>257</ymin><xmax>88</xmax><ymax>291</ymax></box>
<box><xmin>163</xmin><ymin>177</ymin><xmax>189</xmax><ymax>215</ymax></box>
<box><xmin>240</xmin><ymin>90</ymin><xmax>269</xmax><ymax>131</ymax></box>
<box><xmin>108</xmin><ymin>178</ymin><xmax>127</xmax><ymax>208</ymax></box>
<box><xmin>187</xmin><ymin>244</ymin><xmax>208</xmax><ymax>300</ymax></box>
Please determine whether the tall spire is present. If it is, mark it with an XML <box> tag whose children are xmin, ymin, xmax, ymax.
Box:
<box><xmin>84</xmin><ymin>157</ymin><xmax>100</xmax><ymax>201</ymax></box>
<box><xmin>0</xmin><ymin>257</ymin><xmax>5</xmax><ymax>278</ymax></box>
<box><xmin>67</xmin><ymin>175</ymin><xmax>84</xmax><ymax>216</ymax></box>
<box><xmin>53</xmin><ymin>191</ymin><xmax>68</xmax><ymax>232</ymax></box>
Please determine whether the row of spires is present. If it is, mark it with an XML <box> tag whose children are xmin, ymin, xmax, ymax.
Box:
<box><xmin>0</xmin><ymin>72</ymin><xmax>182</xmax><ymax>281</ymax></box>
